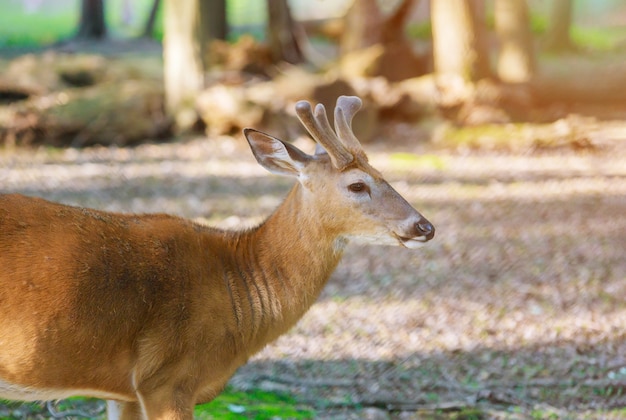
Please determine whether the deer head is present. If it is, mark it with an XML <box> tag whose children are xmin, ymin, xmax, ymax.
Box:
<box><xmin>244</xmin><ymin>95</ymin><xmax>434</xmax><ymax>249</ymax></box>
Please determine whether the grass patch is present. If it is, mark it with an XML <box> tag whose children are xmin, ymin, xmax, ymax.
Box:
<box><xmin>0</xmin><ymin>398</ymin><xmax>105</xmax><ymax>419</ymax></box>
<box><xmin>0</xmin><ymin>0</ymin><xmax>265</xmax><ymax>48</ymax></box>
<box><xmin>0</xmin><ymin>7</ymin><xmax>77</xmax><ymax>47</ymax></box>
<box><xmin>0</xmin><ymin>388</ymin><xmax>313</xmax><ymax>419</ymax></box>
<box><xmin>195</xmin><ymin>387</ymin><xmax>314</xmax><ymax>419</ymax></box>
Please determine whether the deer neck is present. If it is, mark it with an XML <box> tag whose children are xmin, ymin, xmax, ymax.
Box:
<box><xmin>226</xmin><ymin>183</ymin><xmax>344</xmax><ymax>351</ymax></box>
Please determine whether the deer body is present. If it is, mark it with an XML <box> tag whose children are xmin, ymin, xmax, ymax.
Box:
<box><xmin>0</xmin><ymin>97</ymin><xmax>434</xmax><ymax>419</ymax></box>
<box><xmin>0</xmin><ymin>188</ymin><xmax>340</xmax><ymax>407</ymax></box>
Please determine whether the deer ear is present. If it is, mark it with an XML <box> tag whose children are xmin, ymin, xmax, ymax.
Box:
<box><xmin>244</xmin><ymin>128</ymin><xmax>312</xmax><ymax>177</ymax></box>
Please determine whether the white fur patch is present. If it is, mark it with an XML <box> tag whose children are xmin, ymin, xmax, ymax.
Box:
<box><xmin>400</xmin><ymin>237</ymin><xmax>428</xmax><ymax>249</ymax></box>
<box><xmin>267</xmin><ymin>143</ymin><xmax>305</xmax><ymax>175</ymax></box>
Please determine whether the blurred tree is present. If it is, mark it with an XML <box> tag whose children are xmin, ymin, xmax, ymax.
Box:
<box><xmin>163</xmin><ymin>0</ymin><xmax>226</xmax><ymax>131</ymax></box>
<box><xmin>341</xmin><ymin>0</ymin><xmax>384</xmax><ymax>54</ymax></box>
<box><xmin>544</xmin><ymin>0</ymin><xmax>575</xmax><ymax>52</ymax></box>
<box><xmin>201</xmin><ymin>0</ymin><xmax>228</xmax><ymax>41</ymax></box>
<box><xmin>495</xmin><ymin>0</ymin><xmax>535</xmax><ymax>83</ymax></box>
<box><xmin>142</xmin><ymin>0</ymin><xmax>161</xmax><ymax>38</ymax></box>
<box><xmin>430</xmin><ymin>0</ymin><xmax>490</xmax><ymax>81</ymax></box>
<box><xmin>76</xmin><ymin>0</ymin><xmax>106</xmax><ymax>39</ymax></box>
<box><xmin>121</xmin><ymin>0</ymin><xmax>134</xmax><ymax>26</ymax></box>
<box><xmin>267</xmin><ymin>0</ymin><xmax>303</xmax><ymax>64</ymax></box>
<box><xmin>340</xmin><ymin>0</ymin><xmax>425</xmax><ymax>81</ymax></box>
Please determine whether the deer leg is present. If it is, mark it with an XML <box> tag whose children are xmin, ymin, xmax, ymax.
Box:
<box><xmin>134</xmin><ymin>376</ymin><xmax>196</xmax><ymax>420</ymax></box>
<box><xmin>138</xmin><ymin>391</ymin><xmax>194</xmax><ymax>420</ymax></box>
<box><xmin>107</xmin><ymin>400</ymin><xmax>143</xmax><ymax>420</ymax></box>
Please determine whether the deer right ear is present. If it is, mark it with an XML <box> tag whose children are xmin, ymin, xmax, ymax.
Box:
<box><xmin>244</xmin><ymin>128</ymin><xmax>312</xmax><ymax>177</ymax></box>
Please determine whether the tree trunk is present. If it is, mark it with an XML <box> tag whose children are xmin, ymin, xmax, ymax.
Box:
<box><xmin>544</xmin><ymin>0</ymin><xmax>574</xmax><ymax>52</ymax></box>
<box><xmin>340</xmin><ymin>0</ymin><xmax>383</xmax><ymax>54</ymax></box>
<box><xmin>76</xmin><ymin>0</ymin><xmax>106</xmax><ymax>39</ymax></box>
<box><xmin>163</xmin><ymin>0</ymin><xmax>206</xmax><ymax>132</ymax></box>
<box><xmin>266</xmin><ymin>0</ymin><xmax>303</xmax><ymax>64</ymax></box>
<box><xmin>200</xmin><ymin>0</ymin><xmax>227</xmax><ymax>42</ymax></box>
<box><xmin>430</xmin><ymin>0</ymin><xmax>490</xmax><ymax>81</ymax></box>
<box><xmin>470</xmin><ymin>0</ymin><xmax>491</xmax><ymax>79</ymax></box>
<box><xmin>142</xmin><ymin>0</ymin><xmax>161</xmax><ymax>38</ymax></box>
<box><xmin>339</xmin><ymin>0</ymin><xmax>424</xmax><ymax>81</ymax></box>
<box><xmin>495</xmin><ymin>0</ymin><xmax>535</xmax><ymax>83</ymax></box>
<box><xmin>381</xmin><ymin>0</ymin><xmax>417</xmax><ymax>44</ymax></box>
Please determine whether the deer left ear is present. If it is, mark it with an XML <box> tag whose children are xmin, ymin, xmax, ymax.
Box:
<box><xmin>244</xmin><ymin>128</ymin><xmax>312</xmax><ymax>177</ymax></box>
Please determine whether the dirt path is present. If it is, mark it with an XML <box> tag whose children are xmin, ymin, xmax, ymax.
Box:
<box><xmin>1</xmin><ymin>136</ymin><xmax>625</xmax><ymax>418</ymax></box>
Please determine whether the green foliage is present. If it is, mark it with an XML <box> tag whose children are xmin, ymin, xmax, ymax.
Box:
<box><xmin>0</xmin><ymin>6</ymin><xmax>76</xmax><ymax>47</ymax></box>
<box><xmin>407</xmin><ymin>22</ymin><xmax>432</xmax><ymax>40</ymax></box>
<box><xmin>0</xmin><ymin>0</ymin><xmax>268</xmax><ymax>47</ymax></box>
<box><xmin>227</xmin><ymin>0</ymin><xmax>267</xmax><ymax>41</ymax></box>
<box><xmin>529</xmin><ymin>13</ymin><xmax>549</xmax><ymax>35</ymax></box>
<box><xmin>0</xmin><ymin>0</ymin><xmax>163</xmax><ymax>46</ymax></box>
<box><xmin>571</xmin><ymin>26</ymin><xmax>626</xmax><ymax>51</ymax></box>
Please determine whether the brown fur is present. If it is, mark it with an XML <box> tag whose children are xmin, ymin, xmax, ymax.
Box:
<box><xmin>0</xmin><ymin>187</ymin><xmax>343</xmax><ymax>416</ymax></box>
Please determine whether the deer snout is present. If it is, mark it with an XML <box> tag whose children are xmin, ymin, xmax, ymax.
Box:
<box><xmin>396</xmin><ymin>216</ymin><xmax>435</xmax><ymax>249</ymax></box>
<box><xmin>415</xmin><ymin>218</ymin><xmax>435</xmax><ymax>241</ymax></box>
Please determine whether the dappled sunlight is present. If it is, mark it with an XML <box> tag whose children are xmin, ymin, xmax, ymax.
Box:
<box><xmin>1</xmin><ymin>130</ymin><xmax>625</xmax><ymax>416</ymax></box>
<box><xmin>403</xmin><ymin>175</ymin><xmax>626</xmax><ymax>203</ymax></box>
<box><xmin>252</xmin><ymin>297</ymin><xmax>626</xmax><ymax>361</ymax></box>
<box><xmin>0</xmin><ymin>136</ymin><xmax>291</xmax><ymax>218</ymax></box>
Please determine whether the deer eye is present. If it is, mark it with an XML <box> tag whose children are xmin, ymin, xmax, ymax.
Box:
<box><xmin>348</xmin><ymin>182</ymin><xmax>368</xmax><ymax>194</ymax></box>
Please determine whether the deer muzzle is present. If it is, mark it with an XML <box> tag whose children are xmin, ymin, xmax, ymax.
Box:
<box><xmin>397</xmin><ymin>216</ymin><xmax>435</xmax><ymax>249</ymax></box>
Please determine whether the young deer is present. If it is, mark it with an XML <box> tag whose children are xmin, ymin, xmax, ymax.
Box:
<box><xmin>0</xmin><ymin>96</ymin><xmax>434</xmax><ymax>420</ymax></box>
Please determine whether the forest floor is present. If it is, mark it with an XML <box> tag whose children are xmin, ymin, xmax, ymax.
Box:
<box><xmin>1</xmin><ymin>130</ymin><xmax>625</xmax><ymax>418</ymax></box>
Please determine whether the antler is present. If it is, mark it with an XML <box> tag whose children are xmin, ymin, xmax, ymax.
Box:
<box><xmin>334</xmin><ymin>96</ymin><xmax>363</xmax><ymax>152</ymax></box>
<box><xmin>295</xmin><ymin>96</ymin><xmax>365</xmax><ymax>170</ymax></box>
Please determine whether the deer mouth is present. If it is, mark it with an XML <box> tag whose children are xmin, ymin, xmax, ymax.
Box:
<box><xmin>396</xmin><ymin>234</ymin><xmax>431</xmax><ymax>249</ymax></box>
<box><xmin>395</xmin><ymin>218</ymin><xmax>435</xmax><ymax>248</ymax></box>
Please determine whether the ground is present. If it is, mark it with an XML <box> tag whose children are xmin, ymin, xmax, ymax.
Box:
<box><xmin>1</xmin><ymin>130</ymin><xmax>625</xmax><ymax>418</ymax></box>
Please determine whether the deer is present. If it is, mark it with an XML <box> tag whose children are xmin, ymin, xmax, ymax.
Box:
<box><xmin>0</xmin><ymin>96</ymin><xmax>434</xmax><ymax>420</ymax></box>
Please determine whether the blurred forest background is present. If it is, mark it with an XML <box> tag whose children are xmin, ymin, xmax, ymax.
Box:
<box><xmin>1</xmin><ymin>1</ymin><xmax>626</xmax><ymax>419</ymax></box>
<box><xmin>0</xmin><ymin>0</ymin><xmax>626</xmax><ymax>147</ymax></box>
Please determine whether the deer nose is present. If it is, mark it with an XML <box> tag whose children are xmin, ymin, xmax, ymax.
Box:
<box><xmin>416</xmin><ymin>218</ymin><xmax>435</xmax><ymax>240</ymax></box>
